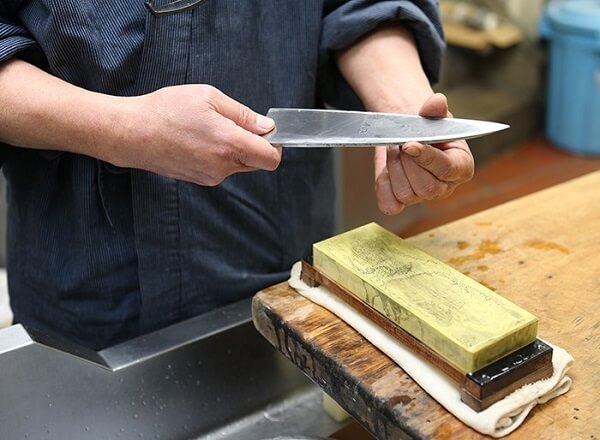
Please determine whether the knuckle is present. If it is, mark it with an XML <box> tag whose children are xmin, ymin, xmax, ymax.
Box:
<box><xmin>199</xmin><ymin>174</ymin><xmax>222</xmax><ymax>187</ymax></box>
<box><xmin>232</xmin><ymin>144</ymin><xmax>248</xmax><ymax>165</ymax></box>
<box><xmin>208</xmin><ymin>169</ymin><xmax>228</xmax><ymax>186</ymax></box>
<box><xmin>402</xmin><ymin>195</ymin><xmax>419</xmax><ymax>206</ymax></box>
<box><xmin>196</xmin><ymin>84</ymin><xmax>210</xmax><ymax>99</ymax></box>
<box><xmin>206</xmin><ymin>176</ymin><xmax>224</xmax><ymax>186</ymax></box>
<box><xmin>440</xmin><ymin>153</ymin><xmax>474</xmax><ymax>182</ymax></box>
<box><xmin>465</xmin><ymin>163</ymin><xmax>475</xmax><ymax>181</ymax></box>
<box><xmin>418</xmin><ymin>150</ymin><xmax>436</xmax><ymax>168</ymax></box>
<box><xmin>438</xmin><ymin>162</ymin><xmax>456</xmax><ymax>181</ymax></box>
<box><xmin>215</xmin><ymin>143</ymin><xmax>232</xmax><ymax>162</ymax></box>
<box><xmin>416</xmin><ymin>180</ymin><xmax>444</xmax><ymax>199</ymax></box>
<box><xmin>374</xmin><ymin>175</ymin><xmax>388</xmax><ymax>194</ymax></box>
<box><xmin>197</xmin><ymin>84</ymin><xmax>219</xmax><ymax>103</ymax></box>
<box><xmin>393</xmin><ymin>187</ymin><xmax>418</xmax><ymax>205</ymax></box>
<box><xmin>199</xmin><ymin>83</ymin><xmax>215</xmax><ymax>95</ymax></box>
<box><xmin>237</xmin><ymin>105</ymin><xmax>253</xmax><ymax>127</ymax></box>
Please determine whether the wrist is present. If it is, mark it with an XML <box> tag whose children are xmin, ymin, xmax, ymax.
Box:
<box><xmin>86</xmin><ymin>93</ymin><xmax>145</xmax><ymax>167</ymax></box>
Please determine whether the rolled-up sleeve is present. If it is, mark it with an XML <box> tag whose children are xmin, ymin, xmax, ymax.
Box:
<box><xmin>319</xmin><ymin>0</ymin><xmax>445</xmax><ymax>109</ymax></box>
<box><xmin>0</xmin><ymin>5</ymin><xmax>37</xmax><ymax>163</ymax></box>
<box><xmin>0</xmin><ymin>7</ymin><xmax>36</xmax><ymax>63</ymax></box>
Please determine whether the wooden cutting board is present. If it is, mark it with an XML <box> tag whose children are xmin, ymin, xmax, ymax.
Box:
<box><xmin>253</xmin><ymin>170</ymin><xmax>600</xmax><ymax>439</ymax></box>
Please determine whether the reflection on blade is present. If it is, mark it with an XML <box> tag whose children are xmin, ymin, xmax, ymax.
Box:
<box><xmin>263</xmin><ymin>108</ymin><xmax>509</xmax><ymax>147</ymax></box>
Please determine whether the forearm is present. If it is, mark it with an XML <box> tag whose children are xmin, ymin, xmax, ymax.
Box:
<box><xmin>0</xmin><ymin>58</ymin><xmax>279</xmax><ymax>186</ymax></box>
<box><xmin>335</xmin><ymin>23</ymin><xmax>434</xmax><ymax>114</ymax></box>
<box><xmin>0</xmin><ymin>58</ymin><xmax>132</xmax><ymax>161</ymax></box>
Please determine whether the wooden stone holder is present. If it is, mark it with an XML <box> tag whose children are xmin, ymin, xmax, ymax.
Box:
<box><xmin>300</xmin><ymin>260</ymin><xmax>554</xmax><ymax>412</ymax></box>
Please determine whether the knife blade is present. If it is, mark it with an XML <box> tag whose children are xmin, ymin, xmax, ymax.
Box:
<box><xmin>263</xmin><ymin>108</ymin><xmax>509</xmax><ymax>147</ymax></box>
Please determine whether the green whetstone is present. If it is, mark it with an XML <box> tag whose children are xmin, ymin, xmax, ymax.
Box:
<box><xmin>312</xmin><ymin>223</ymin><xmax>538</xmax><ymax>372</ymax></box>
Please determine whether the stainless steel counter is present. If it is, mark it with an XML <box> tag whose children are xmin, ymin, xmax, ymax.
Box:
<box><xmin>0</xmin><ymin>299</ymin><xmax>346</xmax><ymax>439</ymax></box>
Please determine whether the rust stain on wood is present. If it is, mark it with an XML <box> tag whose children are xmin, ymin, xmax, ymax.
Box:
<box><xmin>448</xmin><ymin>239</ymin><xmax>502</xmax><ymax>266</ymax></box>
<box><xmin>434</xmin><ymin>422</ymin><xmax>457</xmax><ymax>439</ymax></box>
<box><xmin>456</xmin><ymin>240</ymin><xmax>470</xmax><ymax>250</ymax></box>
<box><xmin>525</xmin><ymin>239</ymin><xmax>571</xmax><ymax>254</ymax></box>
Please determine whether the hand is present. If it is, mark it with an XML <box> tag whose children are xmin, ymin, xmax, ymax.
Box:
<box><xmin>112</xmin><ymin>84</ymin><xmax>281</xmax><ymax>186</ymax></box>
<box><xmin>0</xmin><ymin>60</ymin><xmax>279</xmax><ymax>184</ymax></box>
<box><xmin>374</xmin><ymin>93</ymin><xmax>474</xmax><ymax>215</ymax></box>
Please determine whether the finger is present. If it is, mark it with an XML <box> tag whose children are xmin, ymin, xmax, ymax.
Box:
<box><xmin>402</xmin><ymin>141</ymin><xmax>474</xmax><ymax>183</ymax></box>
<box><xmin>400</xmin><ymin>150</ymin><xmax>450</xmax><ymax>200</ymax></box>
<box><xmin>209</xmin><ymin>87</ymin><xmax>275</xmax><ymax>135</ymax></box>
<box><xmin>385</xmin><ymin>144</ymin><xmax>421</xmax><ymax>205</ymax></box>
<box><xmin>227</xmin><ymin>125</ymin><xmax>282</xmax><ymax>171</ymax></box>
<box><xmin>419</xmin><ymin>92</ymin><xmax>450</xmax><ymax>118</ymax></box>
<box><xmin>374</xmin><ymin>146</ymin><xmax>405</xmax><ymax>215</ymax></box>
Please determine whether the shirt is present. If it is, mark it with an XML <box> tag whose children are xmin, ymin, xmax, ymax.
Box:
<box><xmin>0</xmin><ymin>0</ymin><xmax>444</xmax><ymax>349</ymax></box>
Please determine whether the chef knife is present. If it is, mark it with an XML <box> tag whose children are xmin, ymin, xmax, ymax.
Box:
<box><xmin>263</xmin><ymin>108</ymin><xmax>509</xmax><ymax>147</ymax></box>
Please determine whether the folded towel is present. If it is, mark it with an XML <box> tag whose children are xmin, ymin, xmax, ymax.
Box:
<box><xmin>288</xmin><ymin>262</ymin><xmax>573</xmax><ymax>437</ymax></box>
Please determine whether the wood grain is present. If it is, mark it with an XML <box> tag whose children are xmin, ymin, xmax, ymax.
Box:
<box><xmin>253</xmin><ymin>170</ymin><xmax>600</xmax><ymax>439</ymax></box>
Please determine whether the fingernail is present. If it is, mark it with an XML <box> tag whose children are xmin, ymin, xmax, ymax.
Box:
<box><xmin>257</xmin><ymin>115</ymin><xmax>275</xmax><ymax>130</ymax></box>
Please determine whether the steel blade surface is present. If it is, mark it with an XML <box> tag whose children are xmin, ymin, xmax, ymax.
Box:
<box><xmin>263</xmin><ymin>108</ymin><xmax>509</xmax><ymax>147</ymax></box>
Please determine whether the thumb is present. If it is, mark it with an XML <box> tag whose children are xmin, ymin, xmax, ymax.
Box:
<box><xmin>419</xmin><ymin>93</ymin><xmax>450</xmax><ymax>118</ymax></box>
<box><xmin>236</xmin><ymin>107</ymin><xmax>276</xmax><ymax>135</ymax></box>
<box><xmin>211</xmin><ymin>88</ymin><xmax>275</xmax><ymax>134</ymax></box>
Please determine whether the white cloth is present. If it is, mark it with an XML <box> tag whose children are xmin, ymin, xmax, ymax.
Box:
<box><xmin>288</xmin><ymin>262</ymin><xmax>573</xmax><ymax>438</ymax></box>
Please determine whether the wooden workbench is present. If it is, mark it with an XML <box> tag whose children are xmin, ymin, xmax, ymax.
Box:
<box><xmin>253</xmin><ymin>170</ymin><xmax>600</xmax><ymax>439</ymax></box>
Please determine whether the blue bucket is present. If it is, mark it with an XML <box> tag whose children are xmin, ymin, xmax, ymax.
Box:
<box><xmin>540</xmin><ymin>0</ymin><xmax>600</xmax><ymax>155</ymax></box>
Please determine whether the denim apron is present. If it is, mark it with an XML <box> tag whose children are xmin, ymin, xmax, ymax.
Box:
<box><xmin>4</xmin><ymin>0</ymin><xmax>335</xmax><ymax>349</ymax></box>
<box><xmin>3</xmin><ymin>0</ymin><xmax>443</xmax><ymax>349</ymax></box>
